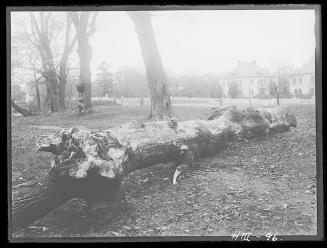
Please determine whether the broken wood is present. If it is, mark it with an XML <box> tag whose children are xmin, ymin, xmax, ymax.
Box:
<box><xmin>11</xmin><ymin>106</ymin><xmax>297</xmax><ymax>230</ymax></box>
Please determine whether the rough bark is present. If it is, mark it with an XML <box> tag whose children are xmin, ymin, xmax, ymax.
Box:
<box><xmin>78</xmin><ymin>37</ymin><xmax>92</xmax><ymax>113</ymax></box>
<box><xmin>128</xmin><ymin>12</ymin><xmax>172</xmax><ymax>120</ymax></box>
<box><xmin>12</xmin><ymin>172</ymin><xmax>73</xmax><ymax>231</ymax></box>
<box><xmin>33</xmin><ymin>75</ymin><xmax>41</xmax><ymax>113</ymax></box>
<box><xmin>70</xmin><ymin>12</ymin><xmax>97</xmax><ymax>114</ymax></box>
<box><xmin>11</xmin><ymin>100</ymin><xmax>35</xmax><ymax>117</ymax></box>
<box><xmin>58</xmin><ymin>78</ymin><xmax>66</xmax><ymax>111</ymax></box>
<box><xmin>59</xmin><ymin>14</ymin><xmax>77</xmax><ymax>111</ymax></box>
<box><xmin>11</xmin><ymin>164</ymin><xmax>121</xmax><ymax>231</ymax></box>
<box><xmin>12</xmin><ymin>106</ymin><xmax>297</xmax><ymax>230</ymax></box>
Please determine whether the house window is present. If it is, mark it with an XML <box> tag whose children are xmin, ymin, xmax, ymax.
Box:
<box><xmin>299</xmin><ymin>88</ymin><xmax>302</xmax><ymax>95</ymax></box>
<box><xmin>299</xmin><ymin>77</ymin><xmax>302</xmax><ymax>84</ymax></box>
<box><xmin>259</xmin><ymin>88</ymin><xmax>265</xmax><ymax>95</ymax></box>
<box><xmin>295</xmin><ymin>89</ymin><xmax>298</xmax><ymax>95</ymax></box>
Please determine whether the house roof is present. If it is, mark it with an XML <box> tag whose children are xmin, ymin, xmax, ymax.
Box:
<box><xmin>221</xmin><ymin>61</ymin><xmax>271</xmax><ymax>79</ymax></box>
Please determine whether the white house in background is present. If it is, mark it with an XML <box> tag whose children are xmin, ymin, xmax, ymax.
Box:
<box><xmin>219</xmin><ymin>60</ymin><xmax>278</xmax><ymax>98</ymax></box>
<box><xmin>289</xmin><ymin>55</ymin><xmax>315</xmax><ymax>97</ymax></box>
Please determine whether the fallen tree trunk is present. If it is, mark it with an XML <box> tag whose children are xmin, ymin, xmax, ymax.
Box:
<box><xmin>11</xmin><ymin>106</ymin><xmax>297</xmax><ymax>231</ymax></box>
<box><xmin>11</xmin><ymin>100</ymin><xmax>36</xmax><ymax>117</ymax></box>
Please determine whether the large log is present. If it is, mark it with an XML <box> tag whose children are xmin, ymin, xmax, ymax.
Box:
<box><xmin>11</xmin><ymin>106</ymin><xmax>297</xmax><ymax>231</ymax></box>
<box><xmin>11</xmin><ymin>100</ymin><xmax>36</xmax><ymax>117</ymax></box>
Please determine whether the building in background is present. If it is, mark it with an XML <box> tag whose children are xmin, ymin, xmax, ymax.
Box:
<box><xmin>289</xmin><ymin>55</ymin><xmax>315</xmax><ymax>98</ymax></box>
<box><xmin>219</xmin><ymin>60</ymin><xmax>278</xmax><ymax>98</ymax></box>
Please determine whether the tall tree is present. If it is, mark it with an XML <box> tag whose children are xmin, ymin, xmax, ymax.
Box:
<box><xmin>59</xmin><ymin>14</ymin><xmax>77</xmax><ymax>111</ymax></box>
<box><xmin>25</xmin><ymin>41</ymin><xmax>42</xmax><ymax>112</ymax></box>
<box><xmin>69</xmin><ymin>12</ymin><xmax>98</xmax><ymax>115</ymax></box>
<box><xmin>269</xmin><ymin>72</ymin><xmax>290</xmax><ymax>105</ymax></box>
<box><xmin>128</xmin><ymin>12</ymin><xmax>172</xmax><ymax>120</ymax></box>
<box><xmin>29</xmin><ymin>12</ymin><xmax>60</xmax><ymax>112</ymax></box>
<box><xmin>12</xmin><ymin>12</ymin><xmax>76</xmax><ymax>114</ymax></box>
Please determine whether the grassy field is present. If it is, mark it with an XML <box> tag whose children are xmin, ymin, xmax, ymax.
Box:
<box><xmin>11</xmin><ymin>104</ymin><xmax>317</xmax><ymax>238</ymax></box>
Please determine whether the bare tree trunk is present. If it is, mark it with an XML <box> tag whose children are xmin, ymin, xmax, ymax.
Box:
<box><xmin>59</xmin><ymin>14</ymin><xmax>77</xmax><ymax>112</ymax></box>
<box><xmin>78</xmin><ymin>37</ymin><xmax>92</xmax><ymax>113</ymax></box>
<box><xmin>33</xmin><ymin>72</ymin><xmax>41</xmax><ymax>113</ymax></box>
<box><xmin>128</xmin><ymin>12</ymin><xmax>172</xmax><ymax>120</ymax></box>
<box><xmin>37</xmin><ymin>51</ymin><xmax>57</xmax><ymax>113</ymax></box>
<box><xmin>58</xmin><ymin>76</ymin><xmax>66</xmax><ymax>111</ymax></box>
<box><xmin>42</xmin><ymin>90</ymin><xmax>50</xmax><ymax>113</ymax></box>
<box><xmin>30</xmin><ymin>12</ymin><xmax>60</xmax><ymax>113</ymax></box>
<box><xmin>43</xmin><ymin>54</ymin><xmax>59</xmax><ymax>113</ymax></box>
<box><xmin>70</xmin><ymin>12</ymin><xmax>97</xmax><ymax>115</ymax></box>
<box><xmin>36</xmin><ymin>84</ymin><xmax>41</xmax><ymax>112</ymax></box>
<box><xmin>11</xmin><ymin>106</ymin><xmax>297</xmax><ymax>230</ymax></box>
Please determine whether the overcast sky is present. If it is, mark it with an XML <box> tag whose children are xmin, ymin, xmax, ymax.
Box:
<box><xmin>91</xmin><ymin>9</ymin><xmax>316</xmax><ymax>77</ymax></box>
<box><xmin>11</xmin><ymin>9</ymin><xmax>316</xmax><ymax>80</ymax></box>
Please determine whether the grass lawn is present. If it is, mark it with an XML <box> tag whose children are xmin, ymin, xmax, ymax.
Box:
<box><xmin>10</xmin><ymin>104</ymin><xmax>317</xmax><ymax>238</ymax></box>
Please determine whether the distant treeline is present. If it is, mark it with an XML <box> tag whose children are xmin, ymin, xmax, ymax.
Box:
<box><xmin>16</xmin><ymin>66</ymin><xmax>299</xmax><ymax>108</ymax></box>
<box><xmin>168</xmin><ymin>74</ymin><xmax>223</xmax><ymax>98</ymax></box>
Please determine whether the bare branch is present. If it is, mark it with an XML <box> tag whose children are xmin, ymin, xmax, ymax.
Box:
<box><xmin>15</xmin><ymin>65</ymin><xmax>44</xmax><ymax>75</ymax></box>
<box><xmin>24</xmin><ymin>32</ymin><xmax>39</xmax><ymax>49</ymax></box>
<box><xmin>87</xmin><ymin>12</ymin><xmax>98</xmax><ymax>36</ymax></box>
<box><xmin>44</xmin><ymin>12</ymin><xmax>52</xmax><ymax>37</ymax></box>
<box><xmin>60</xmin><ymin>15</ymin><xmax>77</xmax><ymax>66</ymax></box>
<box><xmin>69</xmin><ymin>12</ymin><xmax>80</xmax><ymax>31</ymax></box>
<box><xmin>29</xmin><ymin>15</ymin><xmax>39</xmax><ymax>43</ymax></box>
<box><xmin>68</xmin><ymin>35</ymin><xmax>77</xmax><ymax>52</ymax></box>
<box><xmin>48</xmin><ymin>17</ymin><xmax>55</xmax><ymax>42</ymax></box>
<box><xmin>80</xmin><ymin>12</ymin><xmax>90</xmax><ymax>33</ymax></box>
<box><xmin>40</xmin><ymin>12</ymin><xmax>45</xmax><ymax>33</ymax></box>
<box><xmin>29</xmin><ymin>13</ymin><xmax>41</xmax><ymax>37</ymax></box>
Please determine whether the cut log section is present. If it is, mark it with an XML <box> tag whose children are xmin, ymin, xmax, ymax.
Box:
<box><xmin>11</xmin><ymin>106</ymin><xmax>297</xmax><ymax>231</ymax></box>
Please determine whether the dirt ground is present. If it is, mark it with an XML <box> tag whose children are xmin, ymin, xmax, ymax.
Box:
<box><xmin>10</xmin><ymin>104</ymin><xmax>317</xmax><ymax>238</ymax></box>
